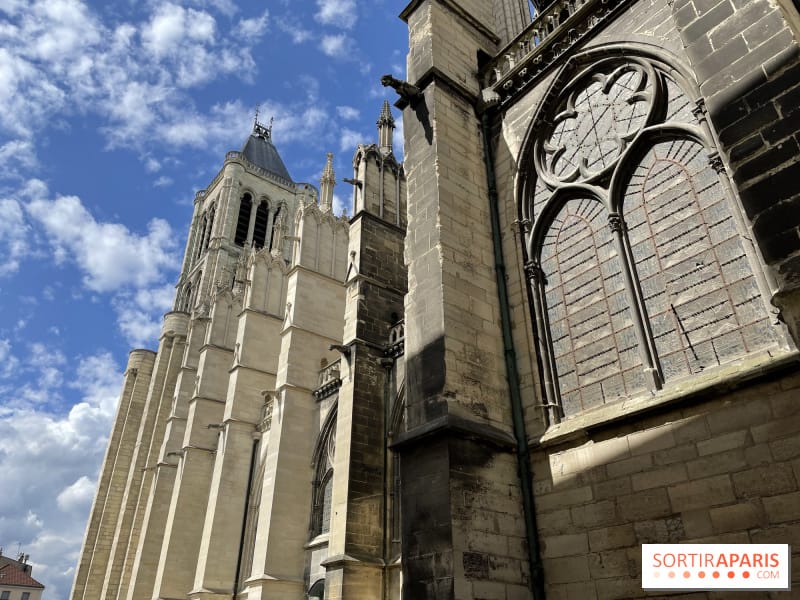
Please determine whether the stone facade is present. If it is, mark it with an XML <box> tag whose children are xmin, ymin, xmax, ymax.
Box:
<box><xmin>71</xmin><ymin>114</ymin><xmax>405</xmax><ymax>600</ymax></box>
<box><xmin>396</xmin><ymin>0</ymin><xmax>800</xmax><ymax>597</ymax></box>
<box><xmin>73</xmin><ymin>0</ymin><xmax>800</xmax><ymax>598</ymax></box>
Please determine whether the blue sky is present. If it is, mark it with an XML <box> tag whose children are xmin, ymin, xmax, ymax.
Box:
<box><xmin>0</xmin><ymin>1</ymin><xmax>407</xmax><ymax>598</ymax></box>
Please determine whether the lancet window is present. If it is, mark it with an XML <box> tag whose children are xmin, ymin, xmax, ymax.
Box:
<box><xmin>521</xmin><ymin>54</ymin><xmax>780</xmax><ymax>423</ymax></box>
<box><xmin>310</xmin><ymin>407</ymin><xmax>336</xmax><ymax>537</ymax></box>
<box><xmin>252</xmin><ymin>201</ymin><xmax>270</xmax><ymax>249</ymax></box>
<box><xmin>235</xmin><ymin>193</ymin><xmax>253</xmax><ymax>246</ymax></box>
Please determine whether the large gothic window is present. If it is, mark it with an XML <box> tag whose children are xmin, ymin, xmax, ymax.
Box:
<box><xmin>521</xmin><ymin>54</ymin><xmax>779</xmax><ymax>423</ymax></box>
<box><xmin>310</xmin><ymin>407</ymin><xmax>336</xmax><ymax>538</ymax></box>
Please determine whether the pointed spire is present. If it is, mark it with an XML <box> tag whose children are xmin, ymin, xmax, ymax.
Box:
<box><xmin>320</xmin><ymin>152</ymin><xmax>335</xmax><ymax>213</ymax></box>
<box><xmin>377</xmin><ymin>100</ymin><xmax>395</xmax><ymax>154</ymax></box>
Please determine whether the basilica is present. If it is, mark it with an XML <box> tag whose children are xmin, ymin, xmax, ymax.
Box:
<box><xmin>72</xmin><ymin>1</ymin><xmax>800</xmax><ymax>598</ymax></box>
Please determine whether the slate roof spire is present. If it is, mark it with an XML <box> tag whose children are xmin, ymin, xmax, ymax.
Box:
<box><xmin>240</xmin><ymin>114</ymin><xmax>293</xmax><ymax>183</ymax></box>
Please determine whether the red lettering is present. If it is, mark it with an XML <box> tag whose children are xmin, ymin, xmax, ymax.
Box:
<box><xmin>770</xmin><ymin>553</ymin><xmax>780</xmax><ymax>568</ymax></box>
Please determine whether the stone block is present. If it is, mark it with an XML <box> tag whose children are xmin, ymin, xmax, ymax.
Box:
<box><xmin>686</xmin><ymin>449</ymin><xmax>748</xmax><ymax>479</ymax></box>
<box><xmin>751</xmin><ymin>413</ymin><xmax>800</xmax><ymax>444</ymax></box>
<box><xmin>631</xmin><ymin>464</ymin><xmax>688</xmax><ymax>491</ymax></box>
<box><xmin>588</xmin><ymin>524</ymin><xmax>637</xmax><ymax>552</ymax></box>
<box><xmin>548</xmin><ymin>582</ymin><xmax>599</xmax><ymax>600</ymax></box>
<box><xmin>762</xmin><ymin>491</ymin><xmax>800</xmax><ymax>523</ymax></box>
<box><xmin>543</xmin><ymin>555</ymin><xmax>591</xmax><ymax>584</ymax></box>
<box><xmin>572</xmin><ymin>500</ymin><xmax>618</xmax><ymax>529</ymax></box>
<box><xmin>536</xmin><ymin>508</ymin><xmax>574</xmax><ymax>536</ymax></box>
<box><xmin>535</xmin><ymin>486</ymin><xmax>593</xmax><ymax>512</ymax></box>
<box><xmin>709</xmin><ymin>501</ymin><xmax>764</xmax><ymax>533</ymax></box>
<box><xmin>606</xmin><ymin>455</ymin><xmax>653</xmax><ymax>479</ymax></box>
<box><xmin>681</xmin><ymin>509</ymin><xmax>713</xmax><ymax>539</ymax></box>
<box><xmin>594</xmin><ymin>476</ymin><xmax>633</xmax><ymax>500</ymax></box>
<box><xmin>744</xmin><ymin>442</ymin><xmax>773</xmax><ymax>466</ymax></box>
<box><xmin>633</xmin><ymin>516</ymin><xmax>685</xmax><ymax>544</ymax></box>
<box><xmin>588</xmin><ymin>549</ymin><xmax>633</xmax><ymax>580</ymax></box>
<box><xmin>627</xmin><ymin>426</ymin><xmax>677</xmax><ymax>456</ymax></box>
<box><xmin>770</xmin><ymin>435</ymin><xmax>800</xmax><ymax>461</ymax></box>
<box><xmin>542</xmin><ymin>533</ymin><xmax>589</xmax><ymax>559</ymax></box>
<box><xmin>668</xmin><ymin>475</ymin><xmax>736</xmax><ymax>512</ymax></box>
<box><xmin>595</xmin><ymin>575</ymin><xmax>644</xmax><ymax>600</ymax></box>
<box><xmin>732</xmin><ymin>463</ymin><xmax>798</xmax><ymax>498</ymax></box>
<box><xmin>471</xmin><ymin>580</ymin><xmax>505</xmax><ymax>600</ymax></box>
<box><xmin>653</xmin><ymin>443</ymin><xmax>698</xmax><ymax>466</ymax></box>
<box><xmin>696</xmin><ymin>429</ymin><xmax>749</xmax><ymax>456</ymax></box>
<box><xmin>617</xmin><ymin>488</ymin><xmax>672</xmax><ymax>521</ymax></box>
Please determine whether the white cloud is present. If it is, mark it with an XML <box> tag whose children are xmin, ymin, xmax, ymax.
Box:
<box><xmin>332</xmin><ymin>192</ymin><xmax>350</xmax><ymax>217</ymax></box>
<box><xmin>144</xmin><ymin>157</ymin><xmax>161</xmax><ymax>172</ymax></box>
<box><xmin>237</xmin><ymin>10</ymin><xmax>269</xmax><ymax>41</ymax></box>
<box><xmin>276</xmin><ymin>17</ymin><xmax>312</xmax><ymax>44</ymax></box>
<box><xmin>57</xmin><ymin>476</ymin><xmax>97</xmax><ymax>513</ymax></box>
<box><xmin>154</xmin><ymin>175</ymin><xmax>173</xmax><ymax>187</ymax></box>
<box><xmin>0</xmin><ymin>197</ymin><xmax>29</xmax><ymax>276</ymax></box>
<box><xmin>113</xmin><ymin>282</ymin><xmax>176</xmax><ymax>348</ymax></box>
<box><xmin>0</xmin><ymin>0</ymin><xmax>268</xmax><ymax>160</ymax></box>
<box><xmin>336</xmin><ymin>105</ymin><xmax>360</xmax><ymax>120</ymax></box>
<box><xmin>320</xmin><ymin>34</ymin><xmax>354</xmax><ymax>58</ymax></box>
<box><xmin>0</xmin><ymin>350</ymin><xmax>123</xmax><ymax>600</ymax></box>
<box><xmin>339</xmin><ymin>127</ymin><xmax>363</xmax><ymax>151</ymax></box>
<box><xmin>142</xmin><ymin>4</ymin><xmax>216</xmax><ymax>58</ymax></box>
<box><xmin>25</xmin><ymin>181</ymin><xmax>179</xmax><ymax>293</ymax></box>
<box><xmin>315</xmin><ymin>0</ymin><xmax>358</xmax><ymax>29</ymax></box>
<box><xmin>0</xmin><ymin>338</ymin><xmax>20</xmax><ymax>379</ymax></box>
<box><xmin>0</xmin><ymin>139</ymin><xmax>38</xmax><ymax>178</ymax></box>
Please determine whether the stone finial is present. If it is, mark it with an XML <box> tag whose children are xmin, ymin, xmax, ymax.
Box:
<box><xmin>320</xmin><ymin>152</ymin><xmax>335</xmax><ymax>212</ymax></box>
<box><xmin>377</xmin><ymin>100</ymin><xmax>395</xmax><ymax>153</ymax></box>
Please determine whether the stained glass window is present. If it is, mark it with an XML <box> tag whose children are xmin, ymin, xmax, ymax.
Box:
<box><xmin>524</xmin><ymin>55</ymin><xmax>779</xmax><ymax>422</ymax></box>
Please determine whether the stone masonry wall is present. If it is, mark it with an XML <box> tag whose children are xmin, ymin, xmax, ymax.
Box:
<box><xmin>531</xmin><ymin>366</ymin><xmax>800</xmax><ymax>599</ymax></box>
<box><xmin>668</xmin><ymin>0</ymin><xmax>800</xmax><ymax>338</ymax></box>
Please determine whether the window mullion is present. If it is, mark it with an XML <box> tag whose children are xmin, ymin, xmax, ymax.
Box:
<box><xmin>609</xmin><ymin>213</ymin><xmax>663</xmax><ymax>390</ymax></box>
<box><xmin>525</xmin><ymin>261</ymin><xmax>562</xmax><ymax>424</ymax></box>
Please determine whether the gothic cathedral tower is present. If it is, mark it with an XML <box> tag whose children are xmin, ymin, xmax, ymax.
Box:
<box><xmin>71</xmin><ymin>105</ymin><xmax>407</xmax><ymax>600</ymax></box>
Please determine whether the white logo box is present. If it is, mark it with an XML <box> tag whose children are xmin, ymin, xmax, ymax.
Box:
<box><xmin>642</xmin><ymin>544</ymin><xmax>791</xmax><ymax>591</ymax></box>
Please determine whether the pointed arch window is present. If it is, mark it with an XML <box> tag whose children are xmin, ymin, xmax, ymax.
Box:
<box><xmin>521</xmin><ymin>54</ymin><xmax>781</xmax><ymax>424</ymax></box>
<box><xmin>195</xmin><ymin>214</ymin><xmax>208</xmax><ymax>259</ymax></box>
<box><xmin>202</xmin><ymin>206</ymin><xmax>215</xmax><ymax>253</ymax></box>
<box><xmin>252</xmin><ymin>201</ymin><xmax>270</xmax><ymax>249</ymax></box>
<box><xmin>310</xmin><ymin>406</ymin><xmax>336</xmax><ymax>538</ymax></box>
<box><xmin>235</xmin><ymin>193</ymin><xmax>253</xmax><ymax>246</ymax></box>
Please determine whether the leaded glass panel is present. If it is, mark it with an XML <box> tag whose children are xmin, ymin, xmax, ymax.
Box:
<box><xmin>541</xmin><ymin>198</ymin><xmax>645</xmax><ymax>414</ymax></box>
<box><xmin>623</xmin><ymin>138</ymin><xmax>777</xmax><ymax>378</ymax></box>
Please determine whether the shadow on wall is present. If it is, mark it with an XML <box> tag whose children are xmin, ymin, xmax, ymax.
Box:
<box><xmin>530</xmin><ymin>363</ymin><xmax>800</xmax><ymax>597</ymax></box>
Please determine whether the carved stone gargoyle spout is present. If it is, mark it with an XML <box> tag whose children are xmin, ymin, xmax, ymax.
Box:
<box><xmin>381</xmin><ymin>74</ymin><xmax>423</xmax><ymax>105</ymax></box>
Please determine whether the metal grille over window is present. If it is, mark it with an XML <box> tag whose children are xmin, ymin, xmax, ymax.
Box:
<box><xmin>522</xmin><ymin>55</ymin><xmax>779</xmax><ymax>423</ymax></box>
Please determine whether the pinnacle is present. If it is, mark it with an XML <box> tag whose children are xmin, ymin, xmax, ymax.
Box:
<box><xmin>377</xmin><ymin>100</ymin><xmax>395</xmax><ymax>127</ymax></box>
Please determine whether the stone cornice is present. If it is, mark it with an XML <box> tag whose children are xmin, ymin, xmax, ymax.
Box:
<box><xmin>390</xmin><ymin>413</ymin><xmax>516</xmax><ymax>451</ymax></box>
